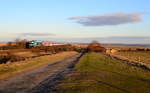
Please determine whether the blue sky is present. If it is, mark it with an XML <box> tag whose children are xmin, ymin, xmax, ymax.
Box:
<box><xmin>0</xmin><ymin>0</ymin><xmax>150</xmax><ymax>43</ymax></box>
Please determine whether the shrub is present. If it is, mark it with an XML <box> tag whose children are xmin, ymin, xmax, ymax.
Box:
<box><xmin>87</xmin><ymin>41</ymin><xmax>106</xmax><ymax>53</ymax></box>
<box><xmin>0</xmin><ymin>54</ymin><xmax>25</xmax><ymax>64</ymax></box>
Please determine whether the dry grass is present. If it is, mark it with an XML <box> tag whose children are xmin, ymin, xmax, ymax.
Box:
<box><xmin>0</xmin><ymin>43</ymin><xmax>7</xmax><ymax>46</ymax></box>
<box><xmin>115</xmin><ymin>51</ymin><xmax>150</xmax><ymax>65</ymax></box>
<box><xmin>0</xmin><ymin>51</ymin><xmax>77</xmax><ymax>79</ymax></box>
<box><xmin>13</xmin><ymin>51</ymin><xmax>37</xmax><ymax>57</ymax></box>
<box><xmin>0</xmin><ymin>50</ymin><xmax>54</xmax><ymax>64</ymax></box>
<box><xmin>105</xmin><ymin>45</ymin><xmax>149</xmax><ymax>50</ymax></box>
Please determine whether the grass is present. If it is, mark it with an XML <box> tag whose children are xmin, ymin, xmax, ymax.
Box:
<box><xmin>0</xmin><ymin>50</ymin><xmax>51</xmax><ymax>64</ymax></box>
<box><xmin>0</xmin><ymin>51</ymin><xmax>77</xmax><ymax>79</ymax></box>
<box><xmin>54</xmin><ymin>53</ymin><xmax>150</xmax><ymax>93</ymax></box>
<box><xmin>115</xmin><ymin>51</ymin><xmax>150</xmax><ymax>64</ymax></box>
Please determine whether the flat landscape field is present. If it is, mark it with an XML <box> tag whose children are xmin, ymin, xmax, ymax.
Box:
<box><xmin>115</xmin><ymin>51</ymin><xmax>150</xmax><ymax>65</ymax></box>
<box><xmin>54</xmin><ymin>53</ymin><xmax>150</xmax><ymax>93</ymax></box>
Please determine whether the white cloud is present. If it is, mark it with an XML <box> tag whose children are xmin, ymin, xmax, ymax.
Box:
<box><xmin>69</xmin><ymin>13</ymin><xmax>142</xmax><ymax>26</ymax></box>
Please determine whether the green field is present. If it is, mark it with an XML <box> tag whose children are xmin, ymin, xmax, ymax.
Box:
<box><xmin>54</xmin><ymin>53</ymin><xmax>150</xmax><ymax>93</ymax></box>
<box><xmin>115</xmin><ymin>51</ymin><xmax>150</xmax><ymax>64</ymax></box>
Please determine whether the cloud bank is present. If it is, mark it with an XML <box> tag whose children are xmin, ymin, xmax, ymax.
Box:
<box><xmin>69</xmin><ymin>13</ymin><xmax>142</xmax><ymax>26</ymax></box>
<box><xmin>21</xmin><ymin>33</ymin><xmax>54</xmax><ymax>37</ymax></box>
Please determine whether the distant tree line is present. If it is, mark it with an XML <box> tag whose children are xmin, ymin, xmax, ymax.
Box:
<box><xmin>0</xmin><ymin>38</ymin><xmax>85</xmax><ymax>64</ymax></box>
<box><xmin>0</xmin><ymin>38</ymin><xmax>79</xmax><ymax>53</ymax></box>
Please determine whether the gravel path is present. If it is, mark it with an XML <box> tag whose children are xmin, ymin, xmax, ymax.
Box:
<box><xmin>0</xmin><ymin>53</ymin><xmax>82</xmax><ymax>93</ymax></box>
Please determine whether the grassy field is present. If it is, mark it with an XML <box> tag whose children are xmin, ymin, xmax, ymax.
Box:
<box><xmin>115</xmin><ymin>51</ymin><xmax>150</xmax><ymax>65</ymax></box>
<box><xmin>54</xmin><ymin>53</ymin><xmax>150</xmax><ymax>93</ymax></box>
<box><xmin>0</xmin><ymin>51</ymin><xmax>77</xmax><ymax>79</ymax></box>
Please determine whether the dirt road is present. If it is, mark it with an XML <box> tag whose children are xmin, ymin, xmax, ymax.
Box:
<box><xmin>0</xmin><ymin>53</ymin><xmax>82</xmax><ymax>93</ymax></box>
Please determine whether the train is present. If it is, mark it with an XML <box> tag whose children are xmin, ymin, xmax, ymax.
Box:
<box><xmin>26</xmin><ymin>40</ymin><xmax>65</xmax><ymax>48</ymax></box>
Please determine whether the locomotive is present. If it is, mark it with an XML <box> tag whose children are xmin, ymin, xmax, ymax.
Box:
<box><xmin>26</xmin><ymin>40</ymin><xmax>63</xmax><ymax>48</ymax></box>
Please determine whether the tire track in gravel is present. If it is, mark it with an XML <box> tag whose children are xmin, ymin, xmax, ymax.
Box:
<box><xmin>0</xmin><ymin>53</ymin><xmax>83</xmax><ymax>93</ymax></box>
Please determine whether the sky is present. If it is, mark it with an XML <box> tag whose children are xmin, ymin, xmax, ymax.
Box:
<box><xmin>0</xmin><ymin>0</ymin><xmax>150</xmax><ymax>44</ymax></box>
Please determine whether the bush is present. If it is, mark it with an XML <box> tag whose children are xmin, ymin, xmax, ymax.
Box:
<box><xmin>0</xmin><ymin>54</ymin><xmax>25</xmax><ymax>64</ymax></box>
<box><xmin>87</xmin><ymin>41</ymin><xmax>106</xmax><ymax>53</ymax></box>
<box><xmin>146</xmin><ymin>48</ymin><xmax>150</xmax><ymax>51</ymax></box>
<box><xmin>136</xmin><ymin>48</ymin><xmax>145</xmax><ymax>51</ymax></box>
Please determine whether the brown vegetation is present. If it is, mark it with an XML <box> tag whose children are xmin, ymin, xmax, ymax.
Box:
<box><xmin>0</xmin><ymin>40</ymin><xmax>80</xmax><ymax>64</ymax></box>
<box><xmin>87</xmin><ymin>41</ymin><xmax>106</xmax><ymax>52</ymax></box>
<box><xmin>0</xmin><ymin>53</ymin><xmax>25</xmax><ymax>64</ymax></box>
